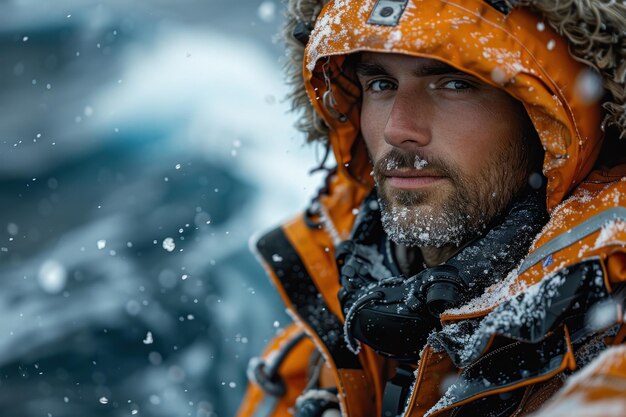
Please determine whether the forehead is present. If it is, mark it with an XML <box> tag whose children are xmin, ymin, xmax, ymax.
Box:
<box><xmin>357</xmin><ymin>52</ymin><xmax>464</xmax><ymax>75</ymax></box>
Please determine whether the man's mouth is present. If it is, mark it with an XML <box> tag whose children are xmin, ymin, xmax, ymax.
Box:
<box><xmin>384</xmin><ymin>169</ymin><xmax>446</xmax><ymax>189</ymax></box>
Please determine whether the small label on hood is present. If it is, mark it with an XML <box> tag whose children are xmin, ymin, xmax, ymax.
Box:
<box><xmin>367</xmin><ymin>0</ymin><xmax>408</xmax><ymax>26</ymax></box>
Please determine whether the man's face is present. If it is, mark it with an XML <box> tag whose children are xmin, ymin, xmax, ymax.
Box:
<box><xmin>356</xmin><ymin>53</ymin><xmax>536</xmax><ymax>249</ymax></box>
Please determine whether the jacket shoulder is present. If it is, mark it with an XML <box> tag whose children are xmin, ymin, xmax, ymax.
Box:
<box><xmin>518</xmin><ymin>170</ymin><xmax>626</xmax><ymax>290</ymax></box>
<box><xmin>528</xmin><ymin>344</ymin><xmax>626</xmax><ymax>417</ymax></box>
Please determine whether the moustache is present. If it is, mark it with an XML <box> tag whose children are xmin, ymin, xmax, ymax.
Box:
<box><xmin>373</xmin><ymin>149</ymin><xmax>452</xmax><ymax>179</ymax></box>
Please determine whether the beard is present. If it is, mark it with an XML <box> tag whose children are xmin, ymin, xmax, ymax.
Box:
<box><xmin>374</xmin><ymin>141</ymin><xmax>529</xmax><ymax>248</ymax></box>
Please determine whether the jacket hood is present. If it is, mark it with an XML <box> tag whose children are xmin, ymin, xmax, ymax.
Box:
<box><xmin>284</xmin><ymin>0</ymin><xmax>626</xmax><ymax>211</ymax></box>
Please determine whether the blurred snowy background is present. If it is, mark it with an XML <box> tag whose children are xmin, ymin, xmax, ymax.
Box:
<box><xmin>0</xmin><ymin>1</ymin><xmax>321</xmax><ymax>416</ymax></box>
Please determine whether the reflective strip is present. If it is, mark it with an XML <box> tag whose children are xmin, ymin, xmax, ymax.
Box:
<box><xmin>518</xmin><ymin>207</ymin><xmax>626</xmax><ymax>274</ymax></box>
<box><xmin>251</xmin><ymin>396</ymin><xmax>278</xmax><ymax>417</ymax></box>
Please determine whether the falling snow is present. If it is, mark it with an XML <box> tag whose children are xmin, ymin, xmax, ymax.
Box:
<box><xmin>142</xmin><ymin>331</ymin><xmax>154</xmax><ymax>345</ymax></box>
<box><xmin>257</xmin><ymin>1</ymin><xmax>276</xmax><ymax>23</ymax></box>
<box><xmin>37</xmin><ymin>260</ymin><xmax>68</xmax><ymax>294</ymax></box>
<box><xmin>162</xmin><ymin>237</ymin><xmax>176</xmax><ymax>252</ymax></box>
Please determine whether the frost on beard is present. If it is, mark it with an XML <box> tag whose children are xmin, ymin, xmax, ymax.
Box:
<box><xmin>414</xmin><ymin>155</ymin><xmax>428</xmax><ymax>170</ymax></box>
<box><xmin>378</xmin><ymin>199</ymin><xmax>484</xmax><ymax>248</ymax></box>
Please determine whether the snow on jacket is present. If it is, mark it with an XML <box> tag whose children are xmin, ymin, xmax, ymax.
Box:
<box><xmin>237</xmin><ymin>0</ymin><xmax>626</xmax><ymax>416</ymax></box>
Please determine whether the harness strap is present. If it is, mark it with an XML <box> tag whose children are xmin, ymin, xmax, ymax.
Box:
<box><xmin>247</xmin><ymin>331</ymin><xmax>307</xmax><ymax>397</ymax></box>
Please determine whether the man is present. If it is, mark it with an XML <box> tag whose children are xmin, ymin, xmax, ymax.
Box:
<box><xmin>238</xmin><ymin>0</ymin><xmax>626</xmax><ymax>416</ymax></box>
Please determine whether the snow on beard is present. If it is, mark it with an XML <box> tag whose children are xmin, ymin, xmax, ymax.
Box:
<box><xmin>373</xmin><ymin>147</ymin><xmax>527</xmax><ymax>248</ymax></box>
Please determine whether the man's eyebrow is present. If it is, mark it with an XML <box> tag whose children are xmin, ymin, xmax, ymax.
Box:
<box><xmin>415</xmin><ymin>62</ymin><xmax>467</xmax><ymax>77</ymax></box>
<box><xmin>355</xmin><ymin>62</ymin><xmax>389</xmax><ymax>77</ymax></box>
<box><xmin>355</xmin><ymin>60</ymin><xmax>468</xmax><ymax>78</ymax></box>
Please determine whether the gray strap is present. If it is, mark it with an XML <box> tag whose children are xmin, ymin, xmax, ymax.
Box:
<box><xmin>518</xmin><ymin>206</ymin><xmax>626</xmax><ymax>275</ymax></box>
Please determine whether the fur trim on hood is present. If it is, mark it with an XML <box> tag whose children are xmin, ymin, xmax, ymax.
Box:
<box><xmin>283</xmin><ymin>0</ymin><xmax>331</xmax><ymax>143</ymax></box>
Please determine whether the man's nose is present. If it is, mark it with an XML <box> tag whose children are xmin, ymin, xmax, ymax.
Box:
<box><xmin>383</xmin><ymin>91</ymin><xmax>432</xmax><ymax>150</ymax></box>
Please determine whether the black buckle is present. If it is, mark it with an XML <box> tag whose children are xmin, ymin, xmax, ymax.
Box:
<box><xmin>382</xmin><ymin>366</ymin><xmax>415</xmax><ymax>417</ymax></box>
<box><xmin>293</xmin><ymin>21</ymin><xmax>311</xmax><ymax>45</ymax></box>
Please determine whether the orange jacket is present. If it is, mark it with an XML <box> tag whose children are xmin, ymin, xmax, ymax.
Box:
<box><xmin>238</xmin><ymin>166</ymin><xmax>626</xmax><ymax>417</ymax></box>
<box><xmin>238</xmin><ymin>0</ymin><xmax>626</xmax><ymax>416</ymax></box>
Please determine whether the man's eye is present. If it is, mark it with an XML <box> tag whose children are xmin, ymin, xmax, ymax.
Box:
<box><xmin>441</xmin><ymin>80</ymin><xmax>472</xmax><ymax>91</ymax></box>
<box><xmin>367</xmin><ymin>79</ymin><xmax>396</xmax><ymax>92</ymax></box>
